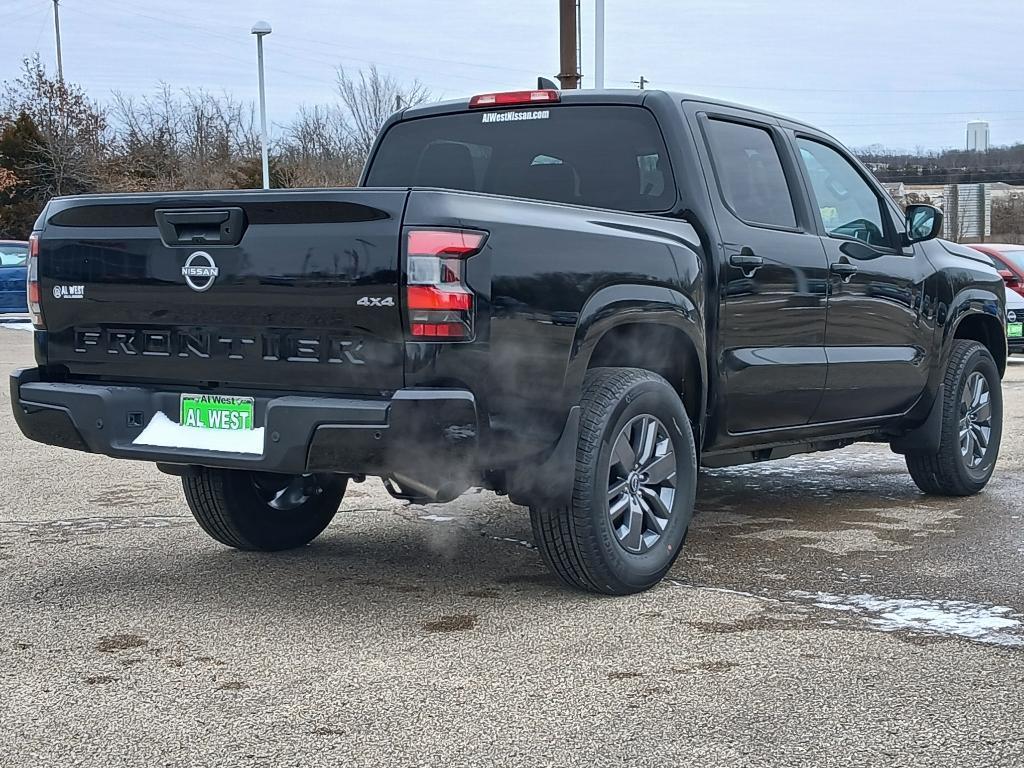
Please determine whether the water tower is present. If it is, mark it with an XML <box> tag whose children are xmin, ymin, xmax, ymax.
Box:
<box><xmin>966</xmin><ymin>120</ymin><xmax>990</xmax><ymax>152</ymax></box>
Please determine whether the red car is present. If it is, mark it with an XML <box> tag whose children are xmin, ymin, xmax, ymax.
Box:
<box><xmin>970</xmin><ymin>243</ymin><xmax>1024</xmax><ymax>297</ymax></box>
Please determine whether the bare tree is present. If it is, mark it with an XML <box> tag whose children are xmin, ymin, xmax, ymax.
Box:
<box><xmin>276</xmin><ymin>105</ymin><xmax>363</xmax><ymax>188</ymax></box>
<box><xmin>1</xmin><ymin>56</ymin><xmax>107</xmax><ymax>197</ymax></box>
<box><xmin>335</xmin><ymin>65</ymin><xmax>429</xmax><ymax>156</ymax></box>
<box><xmin>108</xmin><ymin>86</ymin><xmax>261</xmax><ymax>190</ymax></box>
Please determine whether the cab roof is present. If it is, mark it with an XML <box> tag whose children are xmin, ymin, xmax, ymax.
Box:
<box><xmin>398</xmin><ymin>88</ymin><xmax>818</xmax><ymax>132</ymax></box>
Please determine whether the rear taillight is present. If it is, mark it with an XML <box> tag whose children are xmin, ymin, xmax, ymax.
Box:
<box><xmin>27</xmin><ymin>232</ymin><xmax>43</xmax><ymax>329</ymax></box>
<box><xmin>405</xmin><ymin>228</ymin><xmax>486</xmax><ymax>339</ymax></box>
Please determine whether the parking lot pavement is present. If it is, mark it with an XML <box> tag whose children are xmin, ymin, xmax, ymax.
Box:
<box><xmin>1</xmin><ymin>329</ymin><xmax>1022</xmax><ymax>768</ymax></box>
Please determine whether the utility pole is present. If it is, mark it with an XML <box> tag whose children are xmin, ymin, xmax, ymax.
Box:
<box><xmin>557</xmin><ymin>0</ymin><xmax>580</xmax><ymax>89</ymax></box>
<box><xmin>52</xmin><ymin>0</ymin><xmax>64</xmax><ymax>82</ymax></box>
<box><xmin>594</xmin><ymin>0</ymin><xmax>605</xmax><ymax>89</ymax></box>
<box><xmin>633</xmin><ymin>75</ymin><xmax>648</xmax><ymax>90</ymax></box>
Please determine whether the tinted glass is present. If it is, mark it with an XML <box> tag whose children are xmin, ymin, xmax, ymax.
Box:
<box><xmin>797</xmin><ymin>138</ymin><xmax>889</xmax><ymax>248</ymax></box>
<box><xmin>704</xmin><ymin>119</ymin><xmax>796</xmax><ymax>228</ymax></box>
<box><xmin>0</xmin><ymin>245</ymin><xmax>27</xmax><ymax>267</ymax></box>
<box><xmin>366</xmin><ymin>106</ymin><xmax>675</xmax><ymax>213</ymax></box>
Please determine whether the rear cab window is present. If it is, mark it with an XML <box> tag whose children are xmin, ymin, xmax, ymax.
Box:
<box><xmin>365</xmin><ymin>105</ymin><xmax>676</xmax><ymax>213</ymax></box>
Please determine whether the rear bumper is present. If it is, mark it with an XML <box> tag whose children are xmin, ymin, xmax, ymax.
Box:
<box><xmin>10</xmin><ymin>367</ymin><xmax>478</xmax><ymax>475</ymax></box>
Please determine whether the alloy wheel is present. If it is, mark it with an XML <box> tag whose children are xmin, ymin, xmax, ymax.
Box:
<box><xmin>959</xmin><ymin>371</ymin><xmax>992</xmax><ymax>469</ymax></box>
<box><xmin>607</xmin><ymin>414</ymin><xmax>678</xmax><ymax>554</ymax></box>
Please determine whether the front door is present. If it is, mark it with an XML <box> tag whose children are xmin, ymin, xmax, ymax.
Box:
<box><xmin>792</xmin><ymin>135</ymin><xmax>934</xmax><ymax>422</ymax></box>
<box><xmin>696</xmin><ymin>112</ymin><xmax>831</xmax><ymax>433</ymax></box>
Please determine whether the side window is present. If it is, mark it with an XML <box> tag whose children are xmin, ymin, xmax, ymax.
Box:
<box><xmin>796</xmin><ymin>138</ymin><xmax>890</xmax><ymax>249</ymax></box>
<box><xmin>704</xmin><ymin>118</ymin><xmax>797</xmax><ymax>228</ymax></box>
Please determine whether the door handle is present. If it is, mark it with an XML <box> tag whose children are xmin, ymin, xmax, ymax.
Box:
<box><xmin>830</xmin><ymin>262</ymin><xmax>858</xmax><ymax>282</ymax></box>
<box><xmin>729</xmin><ymin>252</ymin><xmax>764</xmax><ymax>277</ymax></box>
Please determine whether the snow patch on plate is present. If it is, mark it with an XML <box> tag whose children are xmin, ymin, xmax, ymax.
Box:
<box><xmin>133</xmin><ymin>412</ymin><xmax>264</xmax><ymax>455</ymax></box>
<box><xmin>1</xmin><ymin>321</ymin><xmax>34</xmax><ymax>332</ymax></box>
<box><xmin>789</xmin><ymin>590</ymin><xmax>1024</xmax><ymax>646</ymax></box>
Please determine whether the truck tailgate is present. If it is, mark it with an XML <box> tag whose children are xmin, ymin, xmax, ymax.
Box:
<box><xmin>37</xmin><ymin>189</ymin><xmax>408</xmax><ymax>393</ymax></box>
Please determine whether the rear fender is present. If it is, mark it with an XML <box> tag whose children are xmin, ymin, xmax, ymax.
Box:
<box><xmin>564</xmin><ymin>284</ymin><xmax>708</xmax><ymax>422</ymax></box>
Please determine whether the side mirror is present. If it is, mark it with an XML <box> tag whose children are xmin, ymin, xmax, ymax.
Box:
<box><xmin>904</xmin><ymin>204</ymin><xmax>942</xmax><ymax>245</ymax></box>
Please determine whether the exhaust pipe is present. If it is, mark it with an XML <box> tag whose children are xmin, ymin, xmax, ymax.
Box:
<box><xmin>386</xmin><ymin>472</ymin><xmax>467</xmax><ymax>504</ymax></box>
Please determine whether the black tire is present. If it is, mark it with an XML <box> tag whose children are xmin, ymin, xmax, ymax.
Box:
<box><xmin>182</xmin><ymin>468</ymin><xmax>347</xmax><ymax>551</ymax></box>
<box><xmin>906</xmin><ymin>340</ymin><xmax>1002</xmax><ymax>496</ymax></box>
<box><xmin>530</xmin><ymin>367</ymin><xmax>698</xmax><ymax>595</ymax></box>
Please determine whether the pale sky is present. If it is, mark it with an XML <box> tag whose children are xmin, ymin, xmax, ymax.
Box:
<box><xmin>3</xmin><ymin>0</ymin><xmax>1024</xmax><ymax>152</ymax></box>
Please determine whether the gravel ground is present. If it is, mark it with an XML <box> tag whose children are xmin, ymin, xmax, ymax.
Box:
<box><xmin>1</xmin><ymin>326</ymin><xmax>1022</xmax><ymax>767</ymax></box>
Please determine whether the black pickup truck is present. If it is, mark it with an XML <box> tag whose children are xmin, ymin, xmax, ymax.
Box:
<box><xmin>12</xmin><ymin>88</ymin><xmax>1006</xmax><ymax>594</ymax></box>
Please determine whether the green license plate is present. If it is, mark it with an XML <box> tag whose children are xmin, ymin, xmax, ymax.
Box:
<box><xmin>180</xmin><ymin>394</ymin><xmax>255</xmax><ymax>430</ymax></box>
<box><xmin>1009</xmin><ymin>322</ymin><xmax>1023</xmax><ymax>338</ymax></box>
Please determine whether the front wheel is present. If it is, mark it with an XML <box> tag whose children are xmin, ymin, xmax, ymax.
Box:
<box><xmin>182</xmin><ymin>468</ymin><xmax>347</xmax><ymax>551</ymax></box>
<box><xmin>530</xmin><ymin>368</ymin><xmax>698</xmax><ymax>595</ymax></box>
<box><xmin>906</xmin><ymin>340</ymin><xmax>1002</xmax><ymax>496</ymax></box>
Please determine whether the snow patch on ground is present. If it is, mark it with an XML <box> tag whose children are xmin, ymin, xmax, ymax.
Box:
<box><xmin>789</xmin><ymin>590</ymin><xmax>1024</xmax><ymax>646</ymax></box>
<box><xmin>420</xmin><ymin>514</ymin><xmax>455</xmax><ymax>523</ymax></box>
<box><xmin>133</xmin><ymin>412</ymin><xmax>264</xmax><ymax>455</ymax></box>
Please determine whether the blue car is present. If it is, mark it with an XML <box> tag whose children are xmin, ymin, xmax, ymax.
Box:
<box><xmin>0</xmin><ymin>240</ymin><xmax>28</xmax><ymax>314</ymax></box>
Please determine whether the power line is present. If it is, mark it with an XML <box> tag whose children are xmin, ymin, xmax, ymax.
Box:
<box><xmin>88</xmin><ymin>0</ymin><xmax>538</xmax><ymax>88</ymax></box>
<box><xmin>653</xmin><ymin>77</ymin><xmax>1024</xmax><ymax>95</ymax></box>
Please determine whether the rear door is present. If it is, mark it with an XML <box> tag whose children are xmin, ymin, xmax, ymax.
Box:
<box><xmin>38</xmin><ymin>189</ymin><xmax>409</xmax><ymax>394</ymax></box>
<box><xmin>788</xmin><ymin>132</ymin><xmax>934</xmax><ymax>421</ymax></box>
<box><xmin>688</xmin><ymin>104</ymin><xmax>831</xmax><ymax>433</ymax></box>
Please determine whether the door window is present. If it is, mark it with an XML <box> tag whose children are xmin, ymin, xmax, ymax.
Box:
<box><xmin>704</xmin><ymin>119</ymin><xmax>797</xmax><ymax>228</ymax></box>
<box><xmin>796</xmin><ymin>138</ymin><xmax>890</xmax><ymax>249</ymax></box>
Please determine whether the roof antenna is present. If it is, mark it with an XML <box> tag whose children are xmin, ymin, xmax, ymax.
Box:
<box><xmin>538</xmin><ymin>76</ymin><xmax>560</xmax><ymax>90</ymax></box>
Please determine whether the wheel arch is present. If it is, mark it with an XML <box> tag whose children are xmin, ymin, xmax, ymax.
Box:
<box><xmin>564</xmin><ymin>284</ymin><xmax>708</xmax><ymax>432</ymax></box>
<box><xmin>948</xmin><ymin>300</ymin><xmax>1006</xmax><ymax>377</ymax></box>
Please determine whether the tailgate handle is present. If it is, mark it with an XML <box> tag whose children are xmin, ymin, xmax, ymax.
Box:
<box><xmin>155</xmin><ymin>208</ymin><xmax>245</xmax><ymax>247</ymax></box>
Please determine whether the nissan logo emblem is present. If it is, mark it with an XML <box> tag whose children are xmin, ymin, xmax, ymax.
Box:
<box><xmin>181</xmin><ymin>251</ymin><xmax>219</xmax><ymax>292</ymax></box>
<box><xmin>1009</xmin><ymin>310</ymin><xmax>1017</xmax><ymax>323</ymax></box>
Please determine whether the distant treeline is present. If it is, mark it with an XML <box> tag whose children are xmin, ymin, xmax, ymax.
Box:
<box><xmin>857</xmin><ymin>143</ymin><xmax>1024</xmax><ymax>186</ymax></box>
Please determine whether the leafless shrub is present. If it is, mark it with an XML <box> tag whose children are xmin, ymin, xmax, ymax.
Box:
<box><xmin>992</xmin><ymin>193</ymin><xmax>1024</xmax><ymax>244</ymax></box>
<box><xmin>335</xmin><ymin>65</ymin><xmax>429</xmax><ymax>156</ymax></box>
<box><xmin>107</xmin><ymin>85</ymin><xmax>261</xmax><ymax>191</ymax></box>
<box><xmin>276</xmin><ymin>105</ymin><xmax>363</xmax><ymax>188</ymax></box>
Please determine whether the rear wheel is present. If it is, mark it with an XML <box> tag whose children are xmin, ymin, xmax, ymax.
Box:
<box><xmin>905</xmin><ymin>340</ymin><xmax>1002</xmax><ymax>496</ymax></box>
<box><xmin>530</xmin><ymin>368</ymin><xmax>698</xmax><ymax>595</ymax></box>
<box><xmin>182</xmin><ymin>468</ymin><xmax>347</xmax><ymax>551</ymax></box>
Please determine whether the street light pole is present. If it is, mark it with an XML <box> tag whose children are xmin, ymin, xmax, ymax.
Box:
<box><xmin>251</xmin><ymin>21</ymin><xmax>272</xmax><ymax>190</ymax></box>
<box><xmin>594</xmin><ymin>0</ymin><xmax>605</xmax><ymax>89</ymax></box>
